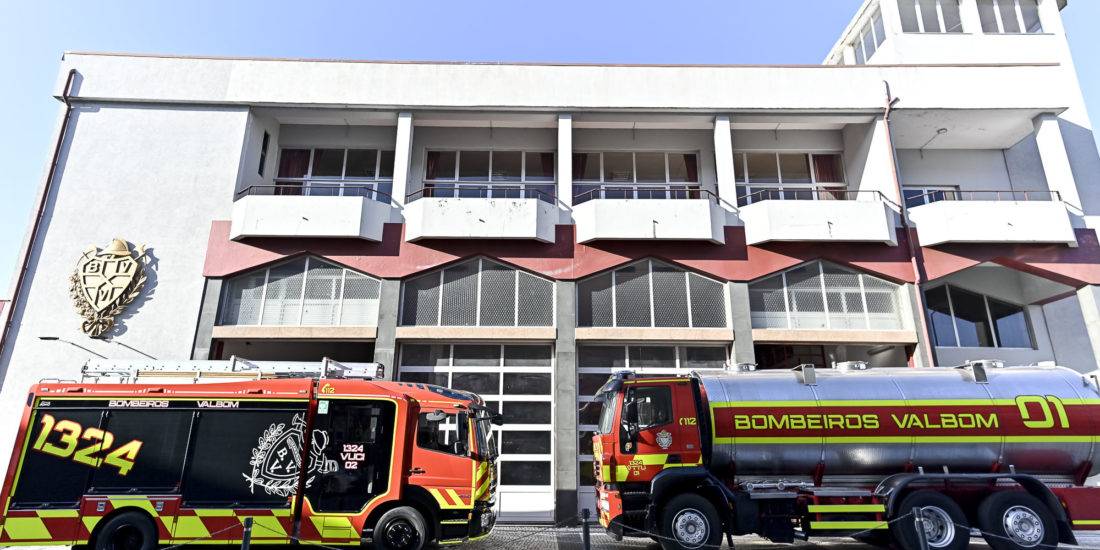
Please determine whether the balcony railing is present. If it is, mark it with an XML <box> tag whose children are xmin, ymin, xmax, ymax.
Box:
<box><xmin>904</xmin><ymin>189</ymin><xmax>1061</xmax><ymax>208</ymax></box>
<box><xmin>737</xmin><ymin>188</ymin><xmax>887</xmax><ymax>206</ymax></box>
<box><xmin>408</xmin><ymin>183</ymin><xmax>556</xmax><ymax>204</ymax></box>
<box><xmin>237</xmin><ymin>180</ymin><xmax>393</xmax><ymax>203</ymax></box>
<box><xmin>573</xmin><ymin>185</ymin><xmax>717</xmax><ymax>205</ymax></box>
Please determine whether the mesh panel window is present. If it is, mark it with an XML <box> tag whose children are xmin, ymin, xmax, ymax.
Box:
<box><xmin>578</xmin><ymin>260</ymin><xmax>727</xmax><ymax>328</ymax></box>
<box><xmin>400</xmin><ymin>258</ymin><xmax>553</xmax><ymax>326</ymax></box>
<box><xmin>220</xmin><ymin>257</ymin><xmax>380</xmax><ymax>327</ymax></box>
<box><xmin>748</xmin><ymin>261</ymin><xmax>902</xmax><ymax>331</ymax></box>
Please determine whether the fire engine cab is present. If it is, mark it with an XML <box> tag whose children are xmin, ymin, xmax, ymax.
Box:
<box><xmin>0</xmin><ymin>358</ymin><xmax>500</xmax><ymax>550</ymax></box>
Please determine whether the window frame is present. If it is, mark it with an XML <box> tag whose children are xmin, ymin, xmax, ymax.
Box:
<box><xmin>900</xmin><ymin>0</ymin><xmax>965</xmax><ymax>33</ymax></box>
<box><xmin>748</xmin><ymin>261</ymin><xmax>903</xmax><ymax>331</ymax></box>
<box><xmin>733</xmin><ymin>151</ymin><xmax>847</xmax><ymax>205</ymax></box>
<box><xmin>576</xmin><ymin>259</ymin><xmax>730</xmax><ymax>329</ymax></box>
<box><xmin>850</xmin><ymin>9</ymin><xmax>886</xmax><ymax>64</ymax></box>
<box><xmin>274</xmin><ymin>146</ymin><xmax>395</xmax><ymax>199</ymax></box>
<box><xmin>399</xmin><ymin>257</ymin><xmax>555</xmax><ymax>328</ymax></box>
<box><xmin>924</xmin><ymin>283</ymin><xmax>1036</xmax><ymax>349</ymax></box>
<box><xmin>979</xmin><ymin>0</ymin><xmax>1043</xmax><ymax>34</ymax></box>
<box><xmin>571</xmin><ymin>151</ymin><xmax>701</xmax><ymax>201</ymax></box>
<box><xmin>422</xmin><ymin>149</ymin><xmax>556</xmax><ymax>201</ymax></box>
<box><xmin>902</xmin><ymin>185</ymin><xmax>960</xmax><ymax>208</ymax></box>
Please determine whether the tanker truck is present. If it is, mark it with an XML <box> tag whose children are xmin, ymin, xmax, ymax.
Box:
<box><xmin>590</xmin><ymin>362</ymin><xmax>1100</xmax><ymax>550</ymax></box>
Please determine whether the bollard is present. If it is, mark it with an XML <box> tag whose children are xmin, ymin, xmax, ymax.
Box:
<box><xmin>241</xmin><ymin>516</ymin><xmax>254</xmax><ymax>550</ymax></box>
<box><xmin>581</xmin><ymin>508</ymin><xmax>591</xmax><ymax>550</ymax></box>
<box><xmin>912</xmin><ymin>507</ymin><xmax>929</xmax><ymax>550</ymax></box>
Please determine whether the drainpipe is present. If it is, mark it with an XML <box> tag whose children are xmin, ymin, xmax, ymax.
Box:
<box><xmin>0</xmin><ymin>69</ymin><xmax>78</xmax><ymax>359</ymax></box>
<box><xmin>882</xmin><ymin>80</ymin><xmax>939</xmax><ymax>368</ymax></box>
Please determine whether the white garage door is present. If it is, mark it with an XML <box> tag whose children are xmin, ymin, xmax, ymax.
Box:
<box><xmin>398</xmin><ymin>343</ymin><xmax>555</xmax><ymax>522</ymax></box>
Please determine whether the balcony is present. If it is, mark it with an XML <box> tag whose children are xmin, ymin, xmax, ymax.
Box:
<box><xmin>906</xmin><ymin>190</ymin><xmax>1076</xmax><ymax>247</ymax></box>
<box><xmin>403</xmin><ymin>184</ymin><xmax>559</xmax><ymax>243</ymax></box>
<box><xmin>230</xmin><ymin>181</ymin><xmax>394</xmax><ymax>241</ymax></box>
<box><xmin>571</xmin><ymin>185</ymin><xmax>727</xmax><ymax>244</ymax></box>
<box><xmin>737</xmin><ymin>189</ymin><xmax>898</xmax><ymax>246</ymax></box>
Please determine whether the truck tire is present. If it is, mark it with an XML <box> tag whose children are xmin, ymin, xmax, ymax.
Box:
<box><xmin>92</xmin><ymin>511</ymin><xmax>158</xmax><ymax>550</ymax></box>
<box><xmin>889</xmin><ymin>491</ymin><xmax>969</xmax><ymax>550</ymax></box>
<box><xmin>374</xmin><ymin>506</ymin><xmax>428</xmax><ymax>550</ymax></box>
<box><xmin>977</xmin><ymin>491</ymin><xmax>1058</xmax><ymax>550</ymax></box>
<box><xmin>659</xmin><ymin>494</ymin><xmax>723</xmax><ymax>550</ymax></box>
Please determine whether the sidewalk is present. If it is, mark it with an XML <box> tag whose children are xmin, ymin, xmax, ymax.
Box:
<box><xmin>469</xmin><ymin>526</ymin><xmax>1100</xmax><ymax>550</ymax></box>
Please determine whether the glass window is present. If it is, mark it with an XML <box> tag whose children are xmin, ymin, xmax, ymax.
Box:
<box><xmin>634</xmin><ymin>153</ymin><xmax>666</xmax><ymax>183</ymax></box>
<box><xmin>417</xmin><ymin>412</ymin><xmax>465</xmax><ymax>455</ymax></box>
<box><xmin>925</xmin><ymin>286</ymin><xmax>958</xmax><ymax>347</ymax></box>
<box><xmin>873</xmin><ymin>11</ymin><xmax>887</xmax><ymax>44</ymax></box>
<box><xmin>504</xmin><ymin>373</ymin><xmax>551</xmax><ymax>395</ymax></box>
<box><xmin>597</xmin><ymin>393</ymin><xmax>620</xmax><ymax>435</ymax></box>
<box><xmin>862</xmin><ymin>24</ymin><xmax>877</xmax><ymax>60</ymax></box>
<box><xmin>258</xmin><ymin>132</ymin><xmax>270</xmax><ymax>176</ymax></box>
<box><xmin>749</xmin><ymin>261</ymin><xmax>903</xmax><ymax>330</ymax></box>
<box><xmin>379</xmin><ymin>150</ymin><xmax>395</xmax><ymax>179</ymax></box>
<box><xmin>732</xmin><ymin>153</ymin><xmax>746</xmax><ymax>182</ymax></box>
<box><xmin>977</xmin><ymin>0</ymin><xmax>999</xmax><ymax>32</ymax></box>
<box><xmin>491</xmin><ymin>151</ymin><xmax>522</xmax><ymax>181</ymax></box>
<box><xmin>91</xmin><ymin>410</ymin><xmax>192</xmax><ymax>492</ymax></box>
<box><xmin>400</xmin><ymin>258</ymin><xmax>553</xmax><ymax>327</ymax></box>
<box><xmin>778</xmin><ymin>154</ymin><xmax>812</xmax><ymax>184</ymax></box>
<box><xmin>578</xmin><ymin>260</ymin><xmax>726</xmax><ymax>328</ymax></box>
<box><xmin>603</xmin><ymin>152</ymin><xmax>634</xmax><ymax>183</ymax></box>
<box><xmin>425</xmin><ymin>151</ymin><xmax>457</xmax><ymax>180</ymax></box>
<box><xmin>573</xmin><ymin>153</ymin><xmax>601</xmax><ymax>181</ymax></box>
<box><xmin>668</xmin><ymin>153</ymin><xmax>698</xmax><ymax>183</ymax></box>
<box><xmin>919</xmin><ymin>0</ymin><xmax>942</xmax><ymax>32</ymax></box>
<box><xmin>629</xmin><ymin>386</ymin><xmax>673</xmax><ymax>429</ymax></box>
<box><xmin>501</xmin><ymin>431</ymin><xmax>550</xmax><ymax>454</ymax></box>
<box><xmin>277</xmin><ymin>149</ymin><xmax>311</xmax><ymax>178</ymax></box>
<box><xmin>812</xmin><ymin>154</ymin><xmax>845</xmax><ymax>184</ymax></box>
<box><xmin>942</xmin><ymin>0</ymin><xmax>963</xmax><ymax>32</ymax></box>
<box><xmin>578</xmin><ymin>346</ymin><xmax>627</xmax><ymax>370</ymax></box>
<box><xmin>998</xmin><ymin>0</ymin><xmax>1021</xmax><ymax>32</ymax></box>
<box><xmin>746</xmin><ymin>153</ymin><xmax>780</xmax><ymax>183</ymax></box>
<box><xmin>628</xmin><ymin>347</ymin><xmax>677</xmax><ymax>370</ymax></box>
<box><xmin>580</xmin><ymin>373</ymin><xmax>612</xmax><ymax>397</ymax></box>
<box><xmin>680</xmin><ymin>346</ymin><xmax>727</xmax><ymax>370</ymax></box>
<box><xmin>344</xmin><ymin>149</ymin><xmax>377</xmax><ymax>179</ymax></box>
<box><xmin>502</xmin><ymin>402</ymin><xmax>551</xmax><ymax>424</ymax></box>
<box><xmin>400</xmin><ymin>372</ymin><xmax>449</xmax><ymax>386</ymax></box>
<box><xmin>401</xmin><ymin>344</ymin><xmax>450</xmax><ymax>367</ymax></box>
<box><xmin>526</xmin><ymin>152</ymin><xmax>555</xmax><ymax>181</ymax></box>
<box><xmin>504</xmin><ymin>345</ymin><xmax>552</xmax><ymax>367</ymax></box>
<box><xmin>949</xmin><ymin>287</ymin><xmax>995</xmax><ymax>347</ymax></box>
<box><xmin>989</xmin><ymin>297</ymin><xmax>1032</xmax><ymax>348</ymax></box>
<box><xmin>500</xmin><ymin>461</ymin><xmax>550</xmax><ymax>485</ymax></box>
<box><xmin>899</xmin><ymin>0</ymin><xmax>921</xmax><ymax>32</ymax></box>
<box><xmin>311</xmin><ymin>149</ymin><xmax>345</xmax><ymax>177</ymax></box>
<box><xmin>308</xmin><ymin>401</ymin><xmax>395</xmax><ymax>513</ymax></box>
<box><xmin>1021</xmin><ymin>0</ymin><xmax>1042</xmax><ymax>32</ymax></box>
<box><xmin>458</xmin><ymin>151</ymin><xmax>490</xmax><ymax>181</ymax></box>
<box><xmin>441</xmin><ymin>261</ymin><xmax>477</xmax><ymax>325</ymax></box>
<box><xmin>452</xmin><ymin>373</ymin><xmax>500</xmax><ymax>395</ymax></box>
<box><xmin>11</xmin><ymin>409</ymin><xmax>104</xmax><ymax>507</ymax></box>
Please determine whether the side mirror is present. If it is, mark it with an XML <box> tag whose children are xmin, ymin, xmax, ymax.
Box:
<box><xmin>453</xmin><ymin>440</ymin><xmax>468</xmax><ymax>456</ymax></box>
<box><xmin>490</xmin><ymin>413</ymin><xmax>505</xmax><ymax>426</ymax></box>
<box><xmin>425</xmin><ymin>410</ymin><xmax>448</xmax><ymax>422</ymax></box>
<box><xmin>624</xmin><ymin>400</ymin><xmax>639</xmax><ymax>424</ymax></box>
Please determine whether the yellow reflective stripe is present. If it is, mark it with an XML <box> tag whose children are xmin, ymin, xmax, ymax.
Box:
<box><xmin>2</xmin><ymin>517</ymin><xmax>52</xmax><ymax>539</ymax></box>
<box><xmin>446</xmin><ymin>489</ymin><xmax>467</xmax><ymax>507</ymax></box>
<box><xmin>247</xmin><ymin>516</ymin><xmax>287</xmax><ymax>538</ymax></box>
<box><xmin>440</xmin><ymin>520</ymin><xmax>469</xmax><ymax>525</ymax></box>
<box><xmin>623</xmin><ymin>379</ymin><xmax>690</xmax><ymax>385</ymax></box>
<box><xmin>710</xmin><ymin>399</ymin><xmax>1100</xmax><ymax>408</ymax></box>
<box><xmin>807</xmin><ymin>504</ymin><xmax>885</xmax><ymax>513</ymax></box>
<box><xmin>193</xmin><ymin>509</ymin><xmax>236</xmax><ymax>517</ymax></box>
<box><xmin>108</xmin><ymin>498</ymin><xmax>158</xmax><ymax>516</ymax></box>
<box><xmin>35</xmin><ymin>509</ymin><xmax>80</xmax><ymax>518</ymax></box>
<box><xmin>172</xmin><ymin>516</ymin><xmax>211</xmax><ymax>539</ymax></box>
<box><xmin>810</xmin><ymin>521</ymin><xmax>888</xmax><ymax>530</ymax></box>
<box><xmin>600</xmin><ymin>465</ymin><xmax>611</xmax><ymax>480</ymax></box>
<box><xmin>83</xmin><ymin>516</ymin><xmax>103</xmax><ymax>535</ymax></box>
<box><xmin>1074</xmin><ymin>520</ymin><xmax>1100</xmax><ymax>526</ymax></box>
<box><xmin>438</xmin><ymin>539</ymin><xmax>466</xmax><ymax>545</ymax></box>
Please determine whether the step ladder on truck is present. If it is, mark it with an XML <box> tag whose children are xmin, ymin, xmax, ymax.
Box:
<box><xmin>0</xmin><ymin>357</ymin><xmax>501</xmax><ymax>550</ymax></box>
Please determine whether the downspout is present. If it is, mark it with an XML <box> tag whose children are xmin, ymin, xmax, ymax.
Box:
<box><xmin>0</xmin><ymin>69</ymin><xmax>78</xmax><ymax>358</ymax></box>
<box><xmin>882</xmin><ymin>80</ymin><xmax>939</xmax><ymax>367</ymax></box>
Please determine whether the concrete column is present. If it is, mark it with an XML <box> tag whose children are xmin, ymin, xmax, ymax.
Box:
<box><xmin>372</xmin><ymin>279</ymin><xmax>402</xmax><ymax>380</ymax></box>
<box><xmin>190</xmin><ymin>278</ymin><xmax>223</xmax><ymax>360</ymax></box>
<box><xmin>553</xmin><ymin>281</ymin><xmax>578</xmax><ymax>522</ymax></box>
<box><xmin>1033</xmin><ymin>113</ymin><xmax>1083</xmax><ymax>211</ymax></box>
<box><xmin>878</xmin><ymin>0</ymin><xmax>904</xmax><ymax>36</ymax></box>
<box><xmin>391</xmin><ymin>112</ymin><xmax>415</xmax><ymax>208</ymax></box>
<box><xmin>844</xmin><ymin>115</ymin><xmax>902</xmax><ymax>209</ymax></box>
<box><xmin>841</xmin><ymin>45</ymin><xmax>857</xmax><ymax>65</ymax></box>
<box><xmin>904</xmin><ymin>284</ymin><xmax>935</xmax><ymax>368</ymax></box>
<box><xmin>713</xmin><ymin>116</ymin><xmax>737</xmax><ymax>209</ymax></box>
<box><xmin>957</xmin><ymin>0</ymin><xmax>983</xmax><ymax>33</ymax></box>
<box><xmin>728</xmin><ymin>282</ymin><xmax>755</xmax><ymax>364</ymax></box>
<box><xmin>557</xmin><ymin>114</ymin><xmax>573</xmax><ymax>223</ymax></box>
<box><xmin>1075</xmin><ymin>286</ymin><xmax>1100</xmax><ymax>371</ymax></box>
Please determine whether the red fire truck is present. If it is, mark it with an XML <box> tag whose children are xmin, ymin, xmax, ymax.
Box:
<box><xmin>592</xmin><ymin>362</ymin><xmax>1100</xmax><ymax>550</ymax></box>
<box><xmin>0</xmin><ymin>360</ymin><xmax>499</xmax><ymax>550</ymax></box>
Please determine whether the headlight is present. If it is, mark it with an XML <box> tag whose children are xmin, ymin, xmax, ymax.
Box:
<box><xmin>599</xmin><ymin>498</ymin><xmax>610</xmax><ymax>512</ymax></box>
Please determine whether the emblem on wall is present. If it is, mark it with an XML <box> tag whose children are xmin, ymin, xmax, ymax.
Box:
<box><xmin>68</xmin><ymin>239</ymin><xmax>149</xmax><ymax>337</ymax></box>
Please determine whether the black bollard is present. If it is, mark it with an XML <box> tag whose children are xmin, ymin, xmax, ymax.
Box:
<box><xmin>582</xmin><ymin>508</ymin><xmax>591</xmax><ymax>550</ymax></box>
<box><xmin>241</xmin><ymin>517</ymin><xmax>254</xmax><ymax>550</ymax></box>
<box><xmin>912</xmin><ymin>507</ymin><xmax>928</xmax><ymax>550</ymax></box>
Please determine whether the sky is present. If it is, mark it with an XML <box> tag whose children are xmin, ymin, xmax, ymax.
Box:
<box><xmin>1</xmin><ymin>0</ymin><xmax>1099</xmax><ymax>298</ymax></box>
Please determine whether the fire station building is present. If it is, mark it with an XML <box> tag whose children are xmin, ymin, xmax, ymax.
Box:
<box><xmin>3</xmin><ymin>0</ymin><xmax>1100</xmax><ymax>523</ymax></box>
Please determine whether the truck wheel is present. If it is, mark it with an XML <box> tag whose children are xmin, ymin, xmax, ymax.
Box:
<box><xmin>890</xmin><ymin>491</ymin><xmax>969</xmax><ymax>550</ymax></box>
<box><xmin>659</xmin><ymin>494</ymin><xmax>722</xmax><ymax>550</ymax></box>
<box><xmin>93</xmin><ymin>512</ymin><xmax>158</xmax><ymax>550</ymax></box>
<box><xmin>977</xmin><ymin>492</ymin><xmax>1058</xmax><ymax>550</ymax></box>
<box><xmin>374</xmin><ymin>506</ymin><xmax>427</xmax><ymax>550</ymax></box>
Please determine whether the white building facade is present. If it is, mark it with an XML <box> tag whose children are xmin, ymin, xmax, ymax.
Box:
<box><xmin>3</xmin><ymin>0</ymin><xmax>1100</xmax><ymax>522</ymax></box>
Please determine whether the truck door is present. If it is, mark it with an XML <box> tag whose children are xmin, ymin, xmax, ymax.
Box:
<box><xmin>409</xmin><ymin>409</ymin><xmax>475</xmax><ymax>511</ymax></box>
<box><xmin>618</xmin><ymin>381</ymin><xmax>702</xmax><ymax>483</ymax></box>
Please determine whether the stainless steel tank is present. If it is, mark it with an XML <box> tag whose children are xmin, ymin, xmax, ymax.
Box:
<box><xmin>699</xmin><ymin>365</ymin><xmax>1100</xmax><ymax>481</ymax></box>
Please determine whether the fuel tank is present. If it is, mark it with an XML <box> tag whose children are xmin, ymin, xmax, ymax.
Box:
<box><xmin>699</xmin><ymin>365</ymin><xmax>1100</xmax><ymax>480</ymax></box>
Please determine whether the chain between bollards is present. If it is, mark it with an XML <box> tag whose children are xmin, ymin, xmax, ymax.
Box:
<box><xmin>241</xmin><ymin>516</ymin><xmax>253</xmax><ymax>550</ymax></box>
<box><xmin>912</xmin><ymin>506</ymin><xmax>929</xmax><ymax>550</ymax></box>
<box><xmin>581</xmin><ymin>508</ymin><xmax>591</xmax><ymax>550</ymax></box>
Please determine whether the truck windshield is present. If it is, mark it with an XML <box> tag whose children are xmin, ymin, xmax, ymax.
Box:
<box><xmin>475</xmin><ymin>413</ymin><xmax>497</xmax><ymax>460</ymax></box>
<box><xmin>596</xmin><ymin>392</ymin><xmax>620</xmax><ymax>434</ymax></box>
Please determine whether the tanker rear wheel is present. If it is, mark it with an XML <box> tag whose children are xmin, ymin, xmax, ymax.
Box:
<box><xmin>977</xmin><ymin>491</ymin><xmax>1057</xmax><ymax>550</ymax></box>
<box><xmin>889</xmin><ymin>491</ymin><xmax>969</xmax><ymax>550</ymax></box>
<box><xmin>659</xmin><ymin>494</ymin><xmax>723</xmax><ymax>550</ymax></box>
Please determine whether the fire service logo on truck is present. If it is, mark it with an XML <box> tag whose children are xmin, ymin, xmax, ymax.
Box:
<box><xmin>69</xmin><ymin>238</ymin><xmax>149</xmax><ymax>337</ymax></box>
<box><xmin>244</xmin><ymin>413</ymin><xmax>337</xmax><ymax>496</ymax></box>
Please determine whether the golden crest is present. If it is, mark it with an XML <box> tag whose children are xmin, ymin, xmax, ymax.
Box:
<box><xmin>69</xmin><ymin>239</ymin><xmax>149</xmax><ymax>337</ymax></box>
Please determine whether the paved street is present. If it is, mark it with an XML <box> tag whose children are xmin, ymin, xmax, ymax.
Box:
<box><xmin>468</xmin><ymin>526</ymin><xmax>1100</xmax><ymax>550</ymax></box>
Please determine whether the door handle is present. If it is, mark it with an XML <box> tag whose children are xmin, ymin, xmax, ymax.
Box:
<box><xmin>408</xmin><ymin>467</ymin><xmax>426</xmax><ymax>475</ymax></box>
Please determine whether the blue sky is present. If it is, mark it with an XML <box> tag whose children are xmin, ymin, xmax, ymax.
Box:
<box><xmin>1</xmin><ymin>0</ymin><xmax>1099</xmax><ymax>297</ymax></box>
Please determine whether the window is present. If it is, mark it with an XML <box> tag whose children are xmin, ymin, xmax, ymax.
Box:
<box><xmin>749</xmin><ymin>261</ymin><xmax>903</xmax><ymax>330</ymax></box>
<box><xmin>258</xmin><ymin>132</ymin><xmax>270</xmax><ymax>176</ymax></box>
<box><xmin>903</xmin><ymin>186</ymin><xmax>959</xmax><ymax>208</ymax></box>
<box><xmin>416</xmin><ymin>412</ymin><xmax>466</xmax><ymax>455</ymax></box>
<box><xmin>899</xmin><ymin>0</ymin><xmax>964</xmax><ymax>33</ymax></box>
<box><xmin>577</xmin><ymin>259</ymin><xmax>727</xmax><ymax>328</ymax></box>
<box><xmin>628</xmin><ymin>386</ymin><xmax>673</xmax><ymax>429</ymax></box>
<box><xmin>90</xmin><ymin>410</ymin><xmax>192</xmax><ymax>493</ymax></box>
<box><xmin>924</xmin><ymin>285</ymin><xmax>1034</xmax><ymax>348</ymax></box>
<box><xmin>307</xmin><ymin>401</ymin><xmax>396</xmax><ymax>513</ymax></box>
<box><xmin>423</xmin><ymin>150</ymin><xmax>555</xmax><ymax>203</ymax></box>
<box><xmin>733</xmin><ymin>152</ymin><xmax>846</xmax><ymax>206</ymax></box>
<box><xmin>977</xmin><ymin>0</ymin><xmax>1042</xmax><ymax>33</ymax></box>
<box><xmin>11</xmin><ymin>409</ymin><xmax>104</xmax><ymax>507</ymax></box>
<box><xmin>274</xmin><ymin>147</ymin><xmax>394</xmax><ymax>201</ymax></box>
<box><xmin>219</xmin><ymin>257</ymin><xmax>381</xmax><ymax>326</ymax></box>
<box><xmin>400</xmin><ymin>258</ymin><xmax>553</xmax><ymax>327</ymax></box>
<box><xmin>851</xmin><ymin>9</ymin><xmax>887</xmax><ymax>64</ymax></box>
<box><xmin>572</xmin><ymin>152</ymin><xmax>700</xmax><ymax>203</ymax></box>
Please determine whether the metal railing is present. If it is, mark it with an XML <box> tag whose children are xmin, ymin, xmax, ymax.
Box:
<box><xmin>407</xmin><ymin>183</ymin><xmax>557</xmax><ymax>204</ymax></box>
<box><xmin>905</xmin><ymin>189</ymin><xmax>1061</xmax><ymax>204</ymax></box>
<box><xmin>236</xmin><ymin>180</ymin><xmax>394</xmax><ymax>203</ymax></box>
<box><xmin>572</xmin><ymin>185</ymin><xmax>718</xmax><ymax>204</ymax></box>
<box><xmin>738</xmin><ymin>188</ymin><xmax>886</xmax><ymax>204</ymax></box>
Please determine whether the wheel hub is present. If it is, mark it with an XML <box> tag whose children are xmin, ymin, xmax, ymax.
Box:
<box><xmin>918</xmin><ymin>506</ymin><xmax>956</xmax><ymax>549</ymax></box>
<box><xmin>672</xmin><ymin>508</ymin><xmax>709</xmax><ymax>548</ymax></box>
<box><xmin>1002</xmin><ymin>505</ymin><xmax>1044</xmax><ymax>547</ymax></box>
<box><xmin>384</xmin><ymin>519</ymin><xmax>418</xmax><ymax>550</ymax></box>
